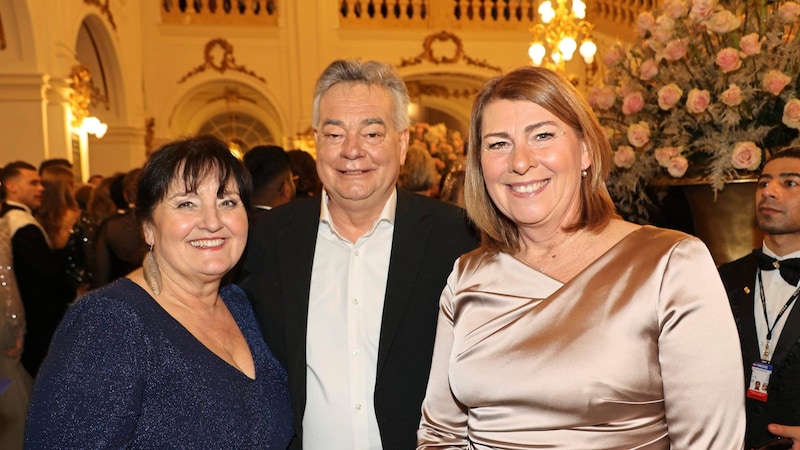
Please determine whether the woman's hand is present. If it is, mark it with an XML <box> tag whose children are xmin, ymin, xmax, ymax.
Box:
<box><xmin>767</xmin><ymin>424</ymin><xmax>800</xmax><ymax>449</ymax></box>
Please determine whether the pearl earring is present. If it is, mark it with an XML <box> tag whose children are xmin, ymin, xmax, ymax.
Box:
<box><xmin>581</xmin><ymin>169</ymin><xmax>588</xmax><ymax>177</ymax></box>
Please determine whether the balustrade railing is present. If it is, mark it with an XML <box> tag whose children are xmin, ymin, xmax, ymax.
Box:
<box><xmin>338</xmin><ymin>1</ymin><xmax>538</xmax><ymax>31</ymax></box>
<box><xmin>158</xmin><ymin>0</ymin><xmax>657</xmax><ymax>45</ymax></box>
<box><xmin>161</xmin><ymin>0</ymin><xmax>278</xmax><ymax>25</ymax></box>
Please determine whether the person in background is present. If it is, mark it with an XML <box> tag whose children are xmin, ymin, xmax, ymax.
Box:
<box><xmin>766</xmin><ymin>424</ymin><xmax>800</xmax><ymax>449</ymax></box>
<box><xmin>74</xmin><ymin>183</ymin><xmax>94</xmax><ymax>211</ymax></box>
<box><xmin>399</xmin><ymin>143</ymin><xmax>438</xmax><ymax>196</ymax></box>
<box><xmin>92</xmin><ymin>168</ymin><xmax>147</xmax><ymax>288</ymax></box>
<box><xmin>0</xmin><ymin>204</ymin><xmax>32</xmax><ymax>449</ymax></box>
<box><xmin>243</xmin><ymin>144</ymin><xmax>296</xmax><ymax>215</ymax></box>
<box><xmin>239</xmin><ymin>59</ymin><xmax>479</xmax><ymax>450</ymax></box>
<box><xmin>87</xmin><ymin>174</ymin><xmax>122</xmax><ymax>226</ymax></box>
<box><xmin>25</xmin><ymin>135</ymin><xmax>293</xmax><ymax>448</ymax></box>
<box><xmin>287</xmin><ymin>149</ymin><xmax>322</xmax><ymax>198</ymax></box>
<box><xmin>719</xmin><ymin>147</ymin><xmax>800</xmax><ymax>449</ymax></box>
<box><xmin>87</xmin><ymin>174</ymin><xmax>104</xmax><ymax>186</ymax></box>
<box><xmin>37</xmin><ymin>164</ymin><xmax>94</xmax><ymax>295</ymax></box>
<box><xmin>417</xmin><ymin>66</ymin><xmax>745</xmax><ymax>449</ymax></box>
<box><xmin>0</xmin><ymin>161</ymin><xmax>75</xmax><ymax>376</ymax></box>
<box><xmin>438</xmin><ymin>163</ymin><xmax>466</xmax><ymax>208</ymax></box>
<box><xmin>38</xmin><ymin>158</ymin><xmax>72</xmax><ymax>175</ymax></box>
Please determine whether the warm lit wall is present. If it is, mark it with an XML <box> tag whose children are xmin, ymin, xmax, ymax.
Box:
<box><xmin>0</xmin><ymin>0</ymin><xmax>639</xmax><ymax>177</ymax></box>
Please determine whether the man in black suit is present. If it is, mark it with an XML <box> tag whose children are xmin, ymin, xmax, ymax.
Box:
<box><xmin>242</xmin><ymin>144</ymin><xmax>296</xmax><ymax>215</ymax></box>
<box><xmin>239</xmin><ymin>60</ymin><xmax>478</xmax><ymax>450</ymax></box>
<box><xmin>719</xmin><ymin>146</ymin><xmax>800</xmax><ymax>449</ymax></box>
<box><xmin>1</xmin><ymin>161</ymin><xmax>76</xmax><ymax>376</ymax></box>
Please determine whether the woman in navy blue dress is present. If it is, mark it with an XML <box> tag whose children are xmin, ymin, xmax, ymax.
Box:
<box><xmin>25</xmin><ymin>135</ymin><xmax>293</xmax><ymax>448</ymax></box>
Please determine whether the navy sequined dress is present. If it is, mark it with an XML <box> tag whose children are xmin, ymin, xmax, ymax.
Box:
<box><xmin>25</xmin><ymin>278</ymin><xmax>293</xmax><ymax>449</ymax></box>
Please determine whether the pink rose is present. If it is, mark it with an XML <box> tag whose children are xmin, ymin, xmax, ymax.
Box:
<box><xmin>652</xmin><ymin>15</ymin><xmax>676</xmax><ymax>43</ymax></box>
<box><xmin>706</xmin><ymin>9</ymin><xmax>742</xmax><ymax>33</ymax></box>
<box><xmin>662</xmin><ymin>39</ymin><xmax>688</xmax><ymax>61</ymax></box>
<box><xmin>715</xmin><ymin>47</ymin><xmax>742</xmax><ymax>73</ymax></box>
<box><xmin>638</xmin><ymin>60</ymin><xmax>659</xmax><ymax>81</ymax></box>
<box><xmin>686</xmin><ymin>89</ymin><xmax>711</xmax><ymax>114</ymax></box>
<box><xmin>658</xmin><ymin>84</ymin><xmax>683</xmax><ymax>110</ymax></box>
<box><xmin>635</xmin><ymin>12</ymin><xmax>656</xmax><ymax>36</ymax></box>
<box><xmin>655</xmin><ymin>146</ymin><xmax>681</xmax><ymax>167</ymax></box>
<box><xmin>763</xmin><ymin>70</ymin><xmax>792</xmax><ymax>95</ymax></box>
<box><xmin>627</xmin><ymin>122</ymin><xmax>651</xmax><ymax>148</ymax></box>
<box><xmin>588</xmin><ymin>86</ymin><xmax>616</xmax><ymax>110</ymax></box>
<box><xmin>622</xmin><ymin>92</ymin><xmax>646</xmax><ymax>115</ymax></box>
<box><xmin>613</xmin><ymin>145</ymin><xmax>636</xmax><ymax>169</ymax></box>
<box><xmin>603</xmin><ymin>46</ymin><xmax>625</xmax><ymax>66</ymax></box>
<box><xmin>731</xmin><ymin>142</ymin><xmax>762</xmax><ymax>170</ymax></box>
<box><xmin>662</xmin><ymin>0</ymin><xmax>689</xmax><ymax>19</ymax></box>
<box><xmin>720</xmin><ymin>84</ymin><xmax>744</xmax><ymax>106</ymax></box>
<box><xmin>667</xmin><ymin>156</ymin><xmax>689</xmax><ymax>177</ymax></box>
<box><xmin>778</xmin><ymin>2</ymin><xmax>800</xmax><ymax>22</ymax></box>
<box><xmin>739</xmin><ymin>33</ymin><xmax>763</xmax><ymax>57</ymax></box>
<box><xmin>690</xmin><ymin>0</ymin><xmax>718</xmax><ymax>20</ymax></box>
<box><xmin>782</xmin><ymin>99</ymin><xmax>800</xmax><ymax>129</ymax></box>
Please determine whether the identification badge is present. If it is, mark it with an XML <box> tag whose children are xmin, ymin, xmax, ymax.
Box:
<box><xmin>747</xmin><ymin>361</ymin><xmax>772</xmax><ymax>402</ymax></box>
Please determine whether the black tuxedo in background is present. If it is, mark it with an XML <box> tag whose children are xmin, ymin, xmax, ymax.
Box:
<box><xmin>239</xmin><ymin>188</ymin><xmax>479</xmax><ymax>450</ymax></box>
<box><xmin>1</xmin><ymin>203</ymin><xmax>76</xmax><ymax>376</ymax></box>
<box><xmin>719</xmin><ymin>252</ymin><xmax>800</xmax><ymax>449</ymax></box>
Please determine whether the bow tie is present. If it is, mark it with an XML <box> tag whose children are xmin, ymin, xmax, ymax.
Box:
<box><xmin>753</xmin><ymin>249</ymin><xmax>800</xmax><ymax>286</ymax></box>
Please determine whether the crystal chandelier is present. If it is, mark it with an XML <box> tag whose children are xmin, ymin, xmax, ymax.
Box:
<box><xmin>528</xmin><ymin>0</ymin><xmax>597</xmax><ymax>74</ymax></box>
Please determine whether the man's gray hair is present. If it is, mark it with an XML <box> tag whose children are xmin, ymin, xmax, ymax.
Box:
<box><xmin>311</xmin><ymin>59</ymin><xmax>410</xmax><ymax>132</ymax></box>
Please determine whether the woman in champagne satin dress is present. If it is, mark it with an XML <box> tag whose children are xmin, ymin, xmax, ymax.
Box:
<box><xmin>416</xmin><ymin>67</ymin><xmax>746</xmax><ymax>449</ymax></box>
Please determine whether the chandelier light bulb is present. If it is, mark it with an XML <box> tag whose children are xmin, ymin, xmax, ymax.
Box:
<box><xmin>539</xmin><ymin>1</ymin><xmax>555</xmax><ymax>22</ymax></box>
<box><xmin>551</xmin><ymin>50</ymin><xmax>562</xmax><ymax>65</ymax></box>
<box><xmin>80</xmin><ymin>116</ymin><xmax>108</xmax><ymax>138</ymax></box>
<box><xmin>579</xmin><ymin>41</ymin><xmax>597</xmax><ymax>64</ymax></box>
<box><xmin>572</xmin><ymin>0</ymin><xmax>587</xmax><ymax>19</ymax></box>
<box><xmin>529</xmin><ymin>43</ymin><xmax>547</xmax><ymax>66</ymax></box>
<box><xmin>558</xmin><ymin>37</ymin><xmax>578</xmax><ymax>61</ymax></box>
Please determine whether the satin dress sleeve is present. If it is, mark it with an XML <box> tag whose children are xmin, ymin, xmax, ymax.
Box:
<box><xmin>417</xmin><ymin>226</ymin><xmax>745</xmax><ymax>450</ymax></box>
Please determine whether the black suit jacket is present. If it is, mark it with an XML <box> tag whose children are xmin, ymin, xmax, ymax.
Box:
<box><xmin>1</xmin><ymin>203</ymin><xmax>75</xmax><ymax>376</ymax></box>
<box><xmin>239</xmin><ymin>189</ymin><xmax>479</xmax><ymax>449</ymax></box>
<box><xmin>719</xmin><ymin>252</ymin><xmax>800</xmax><ymax>448</ymax></box>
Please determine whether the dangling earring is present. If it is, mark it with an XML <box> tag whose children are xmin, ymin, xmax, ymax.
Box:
<box><xmin>143</xmin><ymin>244</ymin><xmax>162</xmax><ymax>296</ymax></box>
<box><xmin>581</xmin><ymin>169</ymin><xmax>588</xmax><ymax>178</ymax></box>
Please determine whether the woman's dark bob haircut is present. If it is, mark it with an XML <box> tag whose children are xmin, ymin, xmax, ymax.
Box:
<box><xmin>135</xmin><ymin>135</ymin><xmax>252</xmax><ymax>224</ymax></box>
<box><xmin>464</xmin><ymin>66</ymin><xmax>617</xmax><ymax>253</ymax></box>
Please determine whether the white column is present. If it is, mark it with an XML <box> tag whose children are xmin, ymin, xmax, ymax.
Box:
<box><xmin>0</xmin><ymin>73</ymin><xmax>49</xmax><ymax>165</ymax></box>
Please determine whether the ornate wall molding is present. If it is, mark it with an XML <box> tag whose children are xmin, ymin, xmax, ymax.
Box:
<box><xmin>69</xmin><ymin>65</ymin><xmax>110</xmax><ymax>127</ymax></box>
<box><xmin>406</xmin><ymin>80</ymin><xmax>479</xmax><ymax>100</ymax></box>
<box><xmin>177</xmin><ymin>38</ymin><xmax>266</xmax><ymax>84</ymax></box>
<box><xmin>84</xmin><ymin>0</ymin><xmax>117</xmax><ymax>30</ymax></box>
<box><xmin>399</xmin><ymin>31</ymin><xmax>502</xmax><ymax>72</ymax></box>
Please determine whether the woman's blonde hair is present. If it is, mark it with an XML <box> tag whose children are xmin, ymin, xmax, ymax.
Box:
<box><xmin>464</xmin><ymin>67</ymin><xmax>617</xmax><ymax>253</ymax></box>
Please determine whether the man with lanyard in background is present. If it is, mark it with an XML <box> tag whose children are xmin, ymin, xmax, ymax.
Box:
<box><xmin>719</xmin><ymin>146</ymin><xmax>800</xmax><ymax>449</ymax></box>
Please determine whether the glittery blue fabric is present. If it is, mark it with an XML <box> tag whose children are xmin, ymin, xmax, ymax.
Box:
<box><xmin>25</xmin><ymin>278</ymin><xmax>293</xmax><ymax>449</ymax></box>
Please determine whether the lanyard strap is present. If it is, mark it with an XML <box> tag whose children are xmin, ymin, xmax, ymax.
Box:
<box><xmin>757</xmin><ymin>269</ymin><xmax>800</xmax><ymax>360</ymax></box>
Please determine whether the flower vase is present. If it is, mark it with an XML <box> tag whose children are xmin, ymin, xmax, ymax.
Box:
<box><xmin>679</xmin><ymin>179</ymin><xmax>762</xmax><ymax>266</ymax></box>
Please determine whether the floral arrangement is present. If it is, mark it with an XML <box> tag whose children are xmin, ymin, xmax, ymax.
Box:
<box><xmin>410</xmin><ymin>122</ymin><xmax>466</xmax><ymax>176</ymax></box>
<box><xmin>589</xmin><ymin>0</ymin><xmax>800</xmax><ymax>220</ymax></box>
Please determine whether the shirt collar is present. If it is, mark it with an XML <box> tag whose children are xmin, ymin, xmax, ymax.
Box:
<box><xmin>762</xmin><ymin>242</ymin><xmax>800</xmax><ymax>260</ymax></box>
<box><xmin>319</xmin><ymin>188</ymin><xmax>397</xmax><ymax>234</ymax></box>
<box><xmin>5</xmin><ymin>200</ymin><xmax>31</xmax><ymax>214</ymax></box>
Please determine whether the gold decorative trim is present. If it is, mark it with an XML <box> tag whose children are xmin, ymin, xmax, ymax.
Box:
<box><xmin>177</xmin><ymin>38</ymin><xmax>266</xmax><ymax>84</ymax></box>
<box><xmin>69</xmin><ymin>65</ymin><xmax>110</xmax><ymax>127</ymax></box>
<box><xmin>84</xmin><ymin>0</ymin><xmax>117</xmax><ymax>30</ymax></box>
<box><xmin>399</xmin><ymin>31</ymin><xmax>502</xmax><ymax>72</ymax></box>
<box><xmin>0</xmin><ymin>11</ymin><xmax>6</xmax><ymax>50</ymax></box>
<box><xmin>145</xmin><ymin>117</ymin><xmax>155</xmax><ymax>154</ymax></box>
<box><xmin>406</xmin><ymin>80</ymin><xmax>480</xmax><ymax>99</ymax></box>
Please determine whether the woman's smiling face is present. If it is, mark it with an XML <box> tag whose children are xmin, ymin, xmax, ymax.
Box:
<box><xmin>479</xmin><ymin>99</ymin><xmax>590</xmax><ymax>232</ymax></box>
